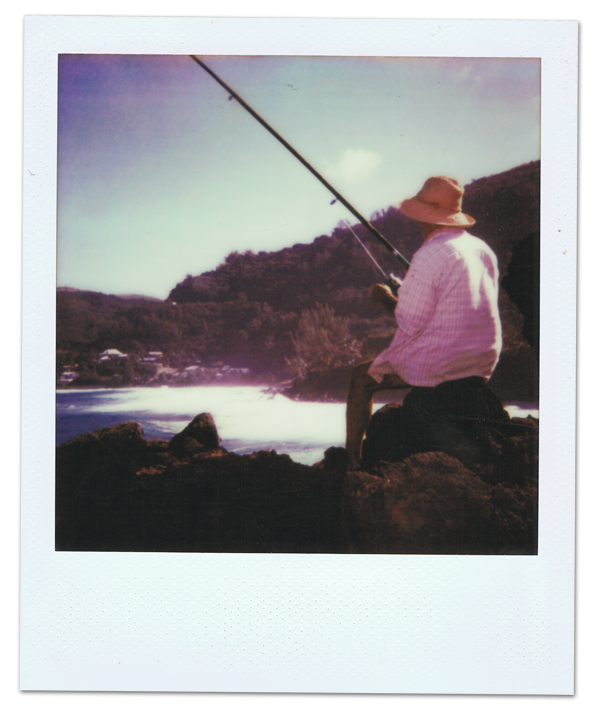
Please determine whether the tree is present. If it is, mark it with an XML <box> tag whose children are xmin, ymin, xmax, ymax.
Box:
<box><xmin>286</xmin><ymin>303</ymin><xmax>361</xmax><ymax>379</ymax></box>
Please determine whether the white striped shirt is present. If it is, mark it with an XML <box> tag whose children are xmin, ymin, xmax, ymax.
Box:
<box><xmin>369</xmin><ymin>227</ymin><xmax>502</xmax><ymax>386</ymax></box>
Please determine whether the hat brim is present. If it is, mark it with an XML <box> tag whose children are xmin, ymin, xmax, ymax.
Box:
<box><xmin>399</xmin><ymin>197</ymin><xmax>475</xmax><ymax>228</ymax></box>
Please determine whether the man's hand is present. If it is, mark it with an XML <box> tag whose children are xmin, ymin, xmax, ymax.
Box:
<box><xmin>370</xmin><ymin>283</ymin><xmax>398</xmax><ymax>315</ymax></box>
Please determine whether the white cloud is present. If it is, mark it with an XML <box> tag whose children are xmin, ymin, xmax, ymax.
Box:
<box><xmin>323</xmin><ymin>148</ymin><xmax>382</xmax><ymax>185</ymax></box>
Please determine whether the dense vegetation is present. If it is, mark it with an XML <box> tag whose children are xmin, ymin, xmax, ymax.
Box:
<box><xmin>57</xmin><ymin>161</ymin><xmax>540</xmax><ymax>400</ymax></box>
<box><xmin>57</xmin><ymin>207</ymin><xmax>424</xmax><ymax>381</ymax></box>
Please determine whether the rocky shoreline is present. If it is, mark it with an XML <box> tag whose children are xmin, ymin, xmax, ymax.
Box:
<box><xmin>56</xmin><ymin>385</ymin><xmax>538</xmax><ymax>554</ymax></box>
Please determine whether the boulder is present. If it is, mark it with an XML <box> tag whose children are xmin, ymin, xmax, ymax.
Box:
<box><xmin>342</xmin><ymin>452</ymin><xmax>536</xmax><ymax>555</ymax></box>
<box><xmin>55</xmin><ymin>420</ymin><xmax>147</xmax><ymax>500</ymax></box>
<box><xmin>55</xmin><ymin>422</ymin><xmax>148</xmax><ymax>550</ymax></box>
<box><xmin>362</xmin><ymin>378</ymin><xmax>538</xmax><ymax>483</ymax></box>
<box><xmin>168</xmin><ymin>413</ymin><xmax>221</xmax><ymax>458</ymax></box>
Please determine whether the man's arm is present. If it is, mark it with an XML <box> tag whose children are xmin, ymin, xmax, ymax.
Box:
<box><xmin>371</xmin><ymin>239</ymin><xmax>444</xmax><ymax>325</ymax></box>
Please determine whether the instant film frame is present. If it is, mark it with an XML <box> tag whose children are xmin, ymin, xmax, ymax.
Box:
<box><xmin>21</xmin><ymin>17</ymin><xmax>577</xmax><ymax>693</ymax></box>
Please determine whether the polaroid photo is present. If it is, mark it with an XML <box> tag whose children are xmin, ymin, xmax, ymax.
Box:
<box><xmin>21</xmin><ymin>16</ymin><xmax>577</xmax><ymax>693</ymax></box>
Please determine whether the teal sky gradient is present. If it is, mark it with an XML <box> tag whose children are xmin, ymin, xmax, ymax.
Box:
<box><xmin>58</xmin><ymin>55</ymin><xmax>540</xmax><ymax>298</ymax></box>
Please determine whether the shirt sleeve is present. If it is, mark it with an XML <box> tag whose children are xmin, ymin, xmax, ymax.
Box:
<box><xmin>394</xmin><ymin>242</ymin><xmax>444</xmax><ymax>337</ymax></box>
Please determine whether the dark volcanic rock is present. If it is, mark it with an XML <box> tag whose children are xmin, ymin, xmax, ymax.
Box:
<box><xmin>139</xmin><ymin>448</ymin><xmax>346</xmax><ymax>554</ymax></box>
<box><xmin>362</xmin><ymin>379</ymin><xmax>538</xmax><ymax>483</ymax></box>
<box><xmin>501</xmin><ymin>230</ymin><xmax>540</xmax><ymax>360</ymax></box>
<box><xmin>343</xmin><ymin>452</ymin><xmax>536</xmax><ymax>555</ymax></box>
<box><xmin>168</xmin><ymin>413</ymin><xmax>221</xmax><ymax>458</ymax></box>
<box><xmin>363</xmin><ymin>378</ymin><xmax>511</xmax><ymax>468</ymax></box>
<box><xmin>57</xmin><ymin>421</ymin><xmax>146</xmax><ymax>469</ymax></box>
<box><xmin>463</xmin><ymin>161</ymin><xmax>540</xmax><ymax>276</ymax></box>
<box><xmin>464</xmin><ymin>162</ymin><xmax>540</xmax><ymax>402</ymax></box>
<box><xmin>56</xmin><ymin>419</ymin><xmax>345</xmax><ymax>553</ymax></box>
<box><xmin>354</xmin><ymin>380</ymin><xmax>539</xmax><ymax>553</ymax></box>
<box><xmin>55</xmin><ymin>422</ymin><xmax>148</xmax><ymax>551</ymax></box>
<box><xmin>55</xmin><ymin>421</ymin><xmax>147</xmax><ymax>497</ymax></box>
<box><xmin>56</xmin><ymin>404</ymin><xmax>537</xmax><ymax>555</ymax></box>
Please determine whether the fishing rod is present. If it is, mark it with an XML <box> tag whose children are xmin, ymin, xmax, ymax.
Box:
<box><xmin>343</xmin><ymin>221</ymin><xmax>403</xmax><ymax>294</ymax></box>
<box><xmin>189</xmin><ymin>55</ymin><xmax>411</xmax><ymax>271</ymax></box>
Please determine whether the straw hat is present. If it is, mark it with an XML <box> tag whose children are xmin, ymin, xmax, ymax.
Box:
<box><xmin>399</xmin><ymin>176</ymin><xmax>475</xmax><ymax>228</ymax></box>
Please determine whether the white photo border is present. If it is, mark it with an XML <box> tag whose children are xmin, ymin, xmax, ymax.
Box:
<box><xmin>21</xmin><ymin>16</ymin><xmax>577</xmax><ymax>694</ymax></box>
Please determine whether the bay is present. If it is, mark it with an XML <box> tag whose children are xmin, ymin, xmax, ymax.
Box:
<box><xmin>56</xmin><ymin>385</ymin><xmax>539</xmax><ymax>465</ymax></box>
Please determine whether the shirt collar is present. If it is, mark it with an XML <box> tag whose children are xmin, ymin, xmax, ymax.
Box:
<box><xmin>424</xmin><ymin>226</ymin><xmax>465</xmax><ymax>243</ymax></box>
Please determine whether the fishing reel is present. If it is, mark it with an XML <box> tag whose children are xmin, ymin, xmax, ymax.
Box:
<box><xmin>385</xmin><ymin>274</ymin><xmax>403</xmax><ymax>296</ymax></box>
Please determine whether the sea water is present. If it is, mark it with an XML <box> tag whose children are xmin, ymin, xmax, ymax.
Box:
<box><xmin>56</xmin><ymin>385</ymin><xmax>539</xmax><ymax>466</ymax></box>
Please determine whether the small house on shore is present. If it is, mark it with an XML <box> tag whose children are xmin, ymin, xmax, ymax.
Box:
<box><xmin>98</xmin><ymin>349</ymin><xmax>128</xmax><ymax>362</ymax></box>
<box><xmin>59</xmin><ymin>370</ymin><xmax>79</xmax><ymax>386</ymax></box>
<box><xmin>141</xmin><ymin>351</ymin><xmax>163</xmax><ymax>364</ymax></box>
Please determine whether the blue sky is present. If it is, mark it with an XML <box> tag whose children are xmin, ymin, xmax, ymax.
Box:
<box><xmin>57</xmin><ymin>55</ymin><xmax>540</xmax><ymax>298</ymax></box>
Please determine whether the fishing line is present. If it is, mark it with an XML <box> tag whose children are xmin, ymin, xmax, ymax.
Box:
<box><xmin>343</xmin><ymin>220</ymin><xmax>403</xmax><ymax>293</ymax></box>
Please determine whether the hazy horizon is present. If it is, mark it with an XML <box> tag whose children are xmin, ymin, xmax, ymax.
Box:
<box><xmin>57</xmin><ymin>55</ymin><xmax>540</xmax><ymax>299</ymax></box>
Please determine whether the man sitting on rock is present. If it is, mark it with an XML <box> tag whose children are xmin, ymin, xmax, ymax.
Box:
<box><xmin>346</xmin><ymin>176</ymin><xmax>503</xmax><ymax>470</ymax></box>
